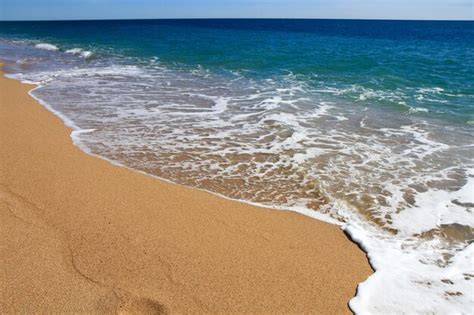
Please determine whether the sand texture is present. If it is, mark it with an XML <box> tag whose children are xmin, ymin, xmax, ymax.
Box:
<box><xmin>0</xmin><ymin>70</ymin><xmax>372</xmax><ymax>314</ymax></box>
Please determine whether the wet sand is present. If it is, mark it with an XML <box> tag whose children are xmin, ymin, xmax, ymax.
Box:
<box><xmin>0</xmin><ymin>68</ymin><xmax>372</xmax><ymax>313</ymax></box>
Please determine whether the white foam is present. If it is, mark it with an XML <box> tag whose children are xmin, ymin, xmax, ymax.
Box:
<box><xmin>392</xmin><ymin>176</ymin><xmax>474</xmax><ymax>235</ymax></box>
<box><xmin>348</xmin><ymin>223</ymin><xmax>474</xmax><ymax>314</ymax></box>
<box><xmin>35</xmin><ymin>43</ymin><xmax>59</xmax><ymax>51</ymax></box>
<box><xmin>408</xmin><ymin>106</ymin><xmax>429</xmax><ymax>114</ymax></box>
<box><xmin>65</xmin><ymin>48</ymin><xmax>95</xmax><ymax>59</ymax></box>
<box><xmin>15</xmin><ymin>59</ymin><xmax>29</xmax><ymax>65</ymax></box>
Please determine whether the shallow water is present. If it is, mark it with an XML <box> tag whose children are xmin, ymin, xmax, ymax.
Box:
<box><xmin>1</xmin><ymin>19</ymin><xmax>473</xmax><ymax>313</ymax></box>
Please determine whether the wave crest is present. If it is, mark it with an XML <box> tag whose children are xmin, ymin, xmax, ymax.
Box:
<box><xmin>35</xmin><ymin>43</ymin><xmax>59</xmax><ymax>51</ymax></box>
<box><xmin>65</xmin><ymin>48</ymin><xmax>95</xmax><ymax>60</ymax></box>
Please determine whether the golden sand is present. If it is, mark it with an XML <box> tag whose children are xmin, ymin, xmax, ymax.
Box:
<box><xmin>0</xmin><ymin>69</ymin><xmax>372</xmax><ymax>313</ymax></box>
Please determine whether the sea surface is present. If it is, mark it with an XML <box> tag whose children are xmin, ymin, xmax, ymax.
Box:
<box><xmin>1</xmin><ymin>19</ymin><xmax>473</xmax><ymax>313</ymax></box>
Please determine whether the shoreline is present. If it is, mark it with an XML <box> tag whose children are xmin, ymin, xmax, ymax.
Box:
<box><xmin>8</xmin><ymin>73</ymin><xmax>341</xmax><ymax>227</ymax></box>
<box><xmin>0</xmin><ymin>67</ymin><xmax>372</xmax><ymax>313</ymax></box>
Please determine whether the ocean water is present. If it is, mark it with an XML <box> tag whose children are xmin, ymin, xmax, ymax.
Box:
<box><xmin>1</xmin><ymin>19</ymin><xmax>473</xmax><ymax>313</ymax></box>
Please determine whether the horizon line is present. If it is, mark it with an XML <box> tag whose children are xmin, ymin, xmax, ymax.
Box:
<box><xmin>1</xmin><ymin>17</ymin><xmax>473</xmax><ymax>22</ymax></box>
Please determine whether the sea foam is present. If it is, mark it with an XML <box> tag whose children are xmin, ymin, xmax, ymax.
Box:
<box><xmin>35</xmin><ymin>43</ymin><xmax>59</xmax><ymax>51</ymax></box>
<box><xmin>65</xmin><ymin>48</ymin><xmax>94</xmax><ymax>59</ymax></box>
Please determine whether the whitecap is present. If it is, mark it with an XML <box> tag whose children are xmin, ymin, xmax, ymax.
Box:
<box><xmin>408</xmin><ymin>106</ymin><xmax>429</xmax><ymax>114</ymax></box>
<box><xmin>35</xmin><ymin>43</ymin><xmax>59</xmax><ymax>51</ymax></box>
<box><xmin>65</xmin><ymin>48</ymin><xmax>95</xmax><ymax>59</ymax></box>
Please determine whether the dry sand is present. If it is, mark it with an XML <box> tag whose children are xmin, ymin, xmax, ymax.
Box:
<box><xmin>0</xmin><ymin>68</ymin><xmax>372</xmax><ymax>314</ymax></box>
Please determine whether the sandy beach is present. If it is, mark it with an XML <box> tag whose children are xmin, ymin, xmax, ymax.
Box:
<box><xmin>0</xmin><ymin>68</ymin><xmax>372</xmax><ymax>313</ymax></box>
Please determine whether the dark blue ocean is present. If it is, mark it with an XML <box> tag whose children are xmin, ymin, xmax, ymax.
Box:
<box><xmin>1</xmin><ymin>19</ymin><xmax>473</xmax><ymax>313</ymax></box>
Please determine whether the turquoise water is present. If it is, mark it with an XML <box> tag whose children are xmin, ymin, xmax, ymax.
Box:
<box><xmin>1</xmin><ymin>19</ymin><xmax>473</xmax><ymax>313</ymax></box>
